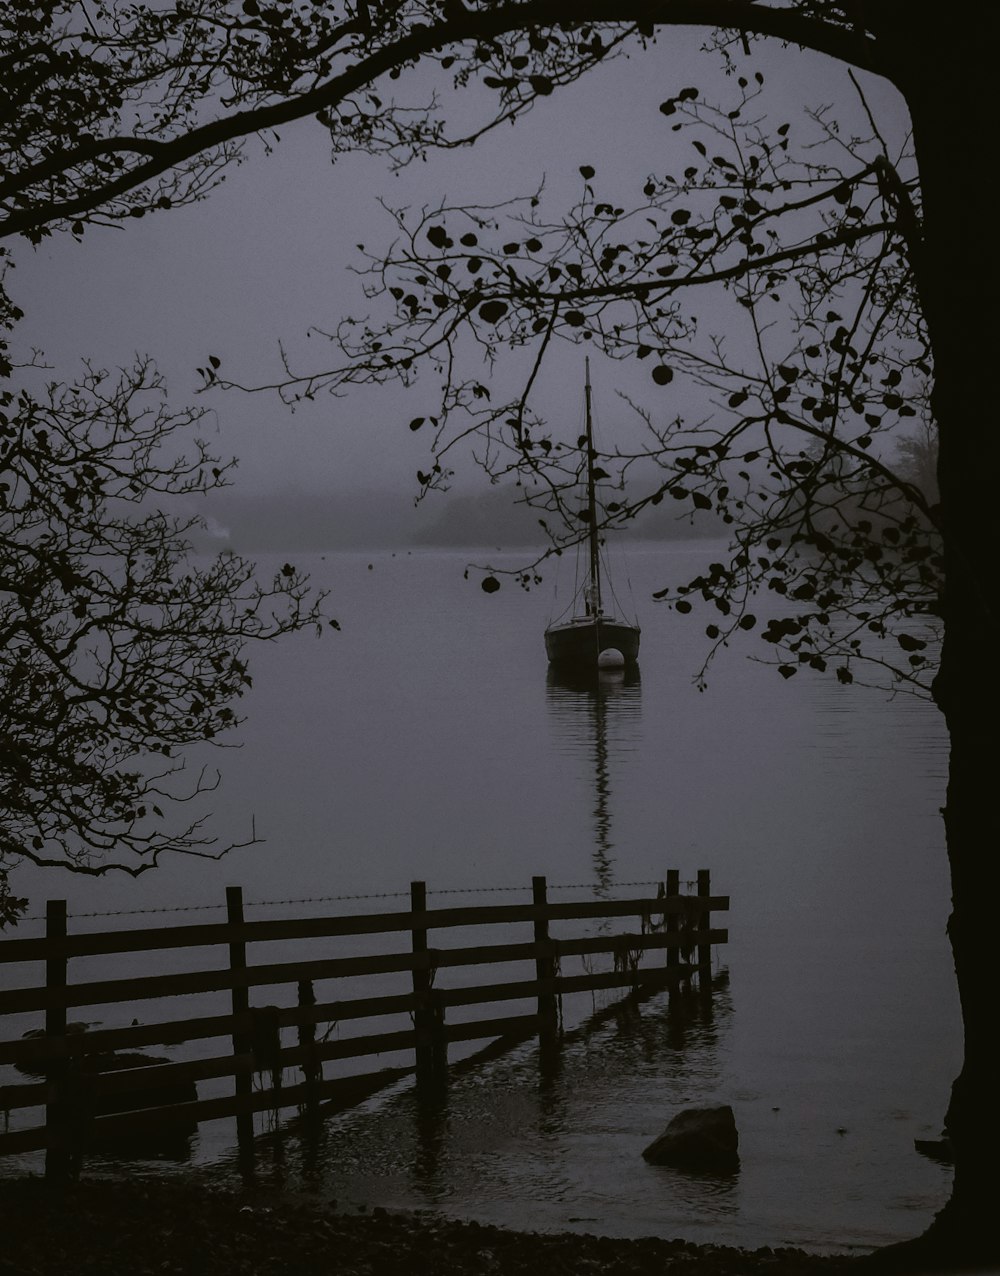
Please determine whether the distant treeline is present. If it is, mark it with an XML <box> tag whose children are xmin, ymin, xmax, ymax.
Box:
<box><xmin>190</xmin><ymin>485</ymin><xmax>725</xmax><ymax>553</ymax></box>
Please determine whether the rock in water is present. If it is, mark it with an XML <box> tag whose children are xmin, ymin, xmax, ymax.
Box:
<box><xmin>642</xmin><ymin>1104</ymin><xmax>740</xmax><ymax>1173</ymax></box>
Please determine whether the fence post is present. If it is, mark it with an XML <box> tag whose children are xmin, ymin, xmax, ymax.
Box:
<box><xmin>411</xmin><ymin>881</ymin><xmax>446</xmax><ymax>1093</ymax></box>
<box><xmin>532</xmin><ymin>876</ymin><xmax>558</xmax><ymax>1051</ymax></box>
<box><xmin>44</xmin><ymin>900</ymin><xmax>69</xmax><ymax>1183</ymax></box>
<box><xmin>665</xmin><ymin>869</ymin><xmax>680</xmax><ymax>985</ymax></box>
<box><xmin>297</xmin><ymin>980</ymin><xmax>319</xmax><ymax>1114</ymax></box>
<box><xmin>226</xmin><ymin>886</ymin><xmax>254</xmax><ymax>1169</ymax></box>
<box><xmin>697</xmin><ymin>869</ymin><xmax>713</xmax><ymax>990</ymax></box>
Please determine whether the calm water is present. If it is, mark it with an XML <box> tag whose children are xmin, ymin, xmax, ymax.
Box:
<box><xmin>3</xmin><ymin>543</ymin><xmax>958</xmax><ymax>1253</ymax></box>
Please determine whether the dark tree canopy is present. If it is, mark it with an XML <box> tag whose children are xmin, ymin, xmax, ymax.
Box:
<box><xmin>0</xmin><ymin>3</ymin><xmax>915</xmax><ymax>249</ymax></box>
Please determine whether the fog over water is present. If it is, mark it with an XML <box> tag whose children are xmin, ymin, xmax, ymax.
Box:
<box><xmin>6</xmin><ymin>543</ymin><xmax>957</xmax><ymax>1253</ymax></box>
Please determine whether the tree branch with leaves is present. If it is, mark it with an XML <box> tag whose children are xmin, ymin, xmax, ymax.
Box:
<box><xmin>220</xmin><ymin>78</ymin><xmax>940</xmax><ymax>694</ymax></box>
<box><xmin>0</xmin><ymin>354</ymin><xmax>328</xmax><ymax>912</ymax></box>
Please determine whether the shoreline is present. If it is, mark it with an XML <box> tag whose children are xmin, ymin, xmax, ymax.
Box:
<box><xmin>1</xmin><ymin>1176</ymin><xmax>868</xmax><ymax>1275</ymax></box>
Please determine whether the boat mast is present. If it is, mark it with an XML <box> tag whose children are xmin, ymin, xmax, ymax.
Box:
<box><xmin>584</xmin><ymin>357</ymin><xmax>602</xmax><ymax>616</ymax></box>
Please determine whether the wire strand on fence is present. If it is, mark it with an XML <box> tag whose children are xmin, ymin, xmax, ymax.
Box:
<box><xmin>22</xmin><ymin>878</ymin><xmax>672</xmax><ymax>922</ymax></box>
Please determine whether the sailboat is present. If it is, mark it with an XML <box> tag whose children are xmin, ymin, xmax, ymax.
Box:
<box><xmin>544</xmin><ymin>361</ymin><xmax>641</xmax><ymax>670</ymax></box>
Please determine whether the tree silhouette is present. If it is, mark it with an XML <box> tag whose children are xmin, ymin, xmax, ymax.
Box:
<box><xmin>2</xmin><ymin>2</ymin><xmax>995</xmax><ymax>1267</ymax></box>
<box><xmin>0</xmin><ymin>351</ymin><xmax>326</xmax><ymax>904</ymax></box>
<box><xmin>894</xmin><ymin>420</ymin><xmax>938</xmax><ymax>505</ymax></box>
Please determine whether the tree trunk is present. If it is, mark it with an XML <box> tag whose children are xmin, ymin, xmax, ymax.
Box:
<box><xmin>877</xmin><ymin>25</ymin><xmax>999</xmax><ymax>1271</ymax></box>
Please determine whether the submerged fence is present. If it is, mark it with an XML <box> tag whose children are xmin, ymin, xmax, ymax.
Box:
<box><xmin>0</xmin><ymin>872</ymin><xmax>728</xmax><ymax>1178</ymax></box>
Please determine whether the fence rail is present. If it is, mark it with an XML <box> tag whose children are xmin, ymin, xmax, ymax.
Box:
<box><xmin>0</xmin><ymin>872</ymin><xmax>728</xmax><ymax>1178</ymax></box>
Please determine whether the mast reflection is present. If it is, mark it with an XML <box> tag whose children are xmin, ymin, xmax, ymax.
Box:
<box><xmin>545</xmin><ymin>665</ymin><xmax>642</xmax><ymax>895</ymax></box>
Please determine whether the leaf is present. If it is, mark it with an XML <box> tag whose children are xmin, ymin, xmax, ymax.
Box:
<box><xmin>671</xmin><ymin>209</ymin><xmax>691</xmax><ymax>225</ymax></box>
<box><xmin>692</xmin><ymin>491</ymin><xmax>712</xmax><ymax>510</ymax></box>
<box><xmin>659</xmin><ymin>99</ymin><xmax>676</xmax><ymax>116</ymax></box>
<box><xmin>478</xmin><ymin>299</ymin><xmax>509</xmax><ymax>323</ymax></box>
<box><xmin>738</xmin><ymin>614</ymin><xmax>756</xmax><ymax>630</ymax></box>
<box><xmin>652</xmin><ymin>364</ymin><xmax>674</xmax><ymax>386</ymax></box>
<box><xmin>564</xmin><ymin>310</ymin><xmax>587</xmax><ymax>327</ymax></box>
<box><xmin>579</xmin><ymin>165</ymin><xmax>595</xmax><ymax>179</ymax></box>
<box><xmin>897</xmin><ymin>633</ymin><xmax>927</xmax><ymax>652</ymax></box>
<box><xmin>778</xmin><ymin>665</ymin><xmax>797</xmax><ymax>679</ymax></box>
<box><xmin>675</xmin><ymin>599</ymin><xmax>692</xmax><ymax>613</ymax></box>
<box><xmin>528</xmin><ymin>75</ymin><xmax>553</xmax><ymax>95</ymax></box>
<box><xmin>409</xmin><ymin>417</ymin><xmax>425</xmax><ymax>431</ymax></box>
<box><xmin>426</xmin><ymin>224</ymin><xmax>448</xmax><ymax>249</ymax></box>
<box><xmin>481</xmin><ymin>575</ymin><xmax>501</xmax><ymax>593</ymax></box>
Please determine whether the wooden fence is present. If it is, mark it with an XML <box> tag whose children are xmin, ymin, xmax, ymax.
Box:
<box><xmin>0</xmin><ymin>872</ymin><xmax>728</xmax><ymax>1179</ymax></box>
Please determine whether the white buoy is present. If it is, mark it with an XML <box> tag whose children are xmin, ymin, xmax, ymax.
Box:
<box><xmin>597</xmin><ymin>647</ymin><xmax>625</xmax><ymax>669</ymax></box>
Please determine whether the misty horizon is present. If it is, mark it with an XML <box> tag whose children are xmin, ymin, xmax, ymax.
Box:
<box><xmin>186</xmin><ymin>481</ymin><xmax>726</xmax><ymax>553</ymax></box>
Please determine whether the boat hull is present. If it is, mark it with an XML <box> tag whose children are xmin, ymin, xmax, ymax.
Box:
<box><xmin>544</xmin><ymin>617</ymin><xmax>640</xmax><ymax>668</ymax></box>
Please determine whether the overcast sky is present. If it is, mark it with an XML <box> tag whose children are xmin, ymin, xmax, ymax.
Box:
<box><xmin>11</xmin><ymin>30</ymin><xmax>908</xmax><ymax>516</ymax></box>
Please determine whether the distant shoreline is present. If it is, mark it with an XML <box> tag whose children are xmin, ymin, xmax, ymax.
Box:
<box><xmin>185</xmin><ymin>485</ymin><xmax>726</xmax><ymax>556</ymax></box>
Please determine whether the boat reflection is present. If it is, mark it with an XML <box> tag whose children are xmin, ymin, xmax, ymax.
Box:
<box><xmin>545</xmin><ymin>665</ymin><xmax>642</xmax><ymax>895</ymax></box>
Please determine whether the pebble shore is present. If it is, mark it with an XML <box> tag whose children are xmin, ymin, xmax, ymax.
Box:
<box><xmin>0</xmin><ymin>1179</ymin><xmax>865</xmax><ymax>1275</ymax></box>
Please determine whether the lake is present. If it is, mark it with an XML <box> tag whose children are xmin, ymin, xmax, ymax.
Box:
<box><xmin>2</xmin><ymin>541</ymin><xmax>958</xmax><ymax>1254</ymax></box>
